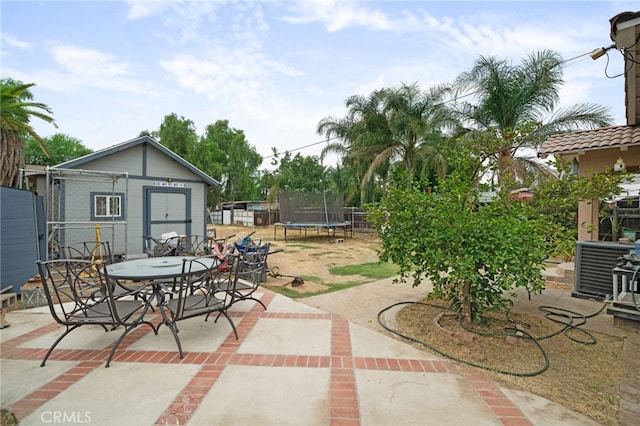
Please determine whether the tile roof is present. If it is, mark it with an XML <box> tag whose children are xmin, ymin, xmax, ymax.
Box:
<box><xmin>538</xmin><ymin>125</ymin><xmax>640</xmax><ymax>157</ymax></box>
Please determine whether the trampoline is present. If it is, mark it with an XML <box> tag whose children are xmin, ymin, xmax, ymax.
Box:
<box><xmin>274</xmin><ymin>191</ymin><xmax>351</xmax><ymax>241</ymax></box>
<box><xmin>273</xmin><ymin>221</ymin><xmax>352</xmax><ymax>241</ymax></box>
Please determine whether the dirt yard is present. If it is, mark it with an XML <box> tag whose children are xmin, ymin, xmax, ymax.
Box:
<box><xmin>212</xmin><ymin>224</ymin><xmax>382</xmax><ymax>293</ymax></box>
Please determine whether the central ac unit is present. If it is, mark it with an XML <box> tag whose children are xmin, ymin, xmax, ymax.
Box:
<box><xmin>574</xmin><ymin>241</ymin><xmax>634</xmax><ymax>299</ymax></box>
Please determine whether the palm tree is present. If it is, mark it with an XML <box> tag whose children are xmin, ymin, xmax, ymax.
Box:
<box><xmin>318</xmin><ymin>89</ymin><xmax>390</xmax><ymax>205</ymax></box>
<box><xmin>318</xmin><ymin>83</ymin><xmax>457</xmax><ymax>202</ymax></box>
<box><xmin>1</xmin><ymin>79</ymin><xmax>56</xmax><ymax>188</ymax></box>
<box><xmin>375</xmin><ymin>82</ymin><xmax>458</xmax><ymax>182</ymax></box>
<box><xmin>453</xmin><ymin>50</ymin><xmax>613</xmax><ymax>188</ymax></box>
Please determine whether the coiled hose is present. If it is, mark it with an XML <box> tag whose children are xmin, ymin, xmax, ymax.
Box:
<box><xmin>377</xmin><ymin>298</ymin><xmax>609</xmax><ymax>377</ymax></box>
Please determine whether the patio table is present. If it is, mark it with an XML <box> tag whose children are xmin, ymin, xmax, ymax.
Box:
<box><xmin>106</xmin><ymin>256</ymin><xmax>218</xmax><ymax>303</ymax></box>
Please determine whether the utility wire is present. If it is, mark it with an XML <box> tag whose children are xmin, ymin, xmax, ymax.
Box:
<box><xmin>263</xmin><ymin>46</ymin><xmax>617</xmax><ymax>161</ymax></box>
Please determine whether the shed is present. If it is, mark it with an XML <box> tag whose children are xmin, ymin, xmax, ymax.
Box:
<box><xmin>35</xmin><ymin>135</ymin><xmax>220</xmax><ymax>259</ymax></box>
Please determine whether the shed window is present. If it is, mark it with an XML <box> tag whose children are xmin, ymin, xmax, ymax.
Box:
<box><xmin>92</xmin><ymin>193</ymin><xmax>123</xmax><ymax>219</ymax></box>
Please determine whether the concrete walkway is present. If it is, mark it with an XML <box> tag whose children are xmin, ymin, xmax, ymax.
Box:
<box><xmin>0</xmin><ymin>279</ymin><xmax>634</xmax><ymax>425</ymax></box>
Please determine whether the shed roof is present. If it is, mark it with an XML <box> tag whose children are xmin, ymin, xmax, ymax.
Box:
<box><xmin>53</xmin><ymin>135</ymin><xmax>221</xmax><ymax>187</ymax></box>
<box><xmin>538</xmin><ymin>125</ymin><xmax>640</xmax><ymax>157</ymax></box>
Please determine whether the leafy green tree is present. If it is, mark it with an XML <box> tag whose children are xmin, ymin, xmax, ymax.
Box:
<box><xmin>138</xmin><ymin>129</ymin><xmax>158</xmax><ymax>139</ymax></box>
<box><xmin>325</xmin><ymin>163</ymin><xmax>366</xmax><ymax>207</ymax></box>
<box><xmin>275</xmin><ymin>152</ymin><xmax>327</xmax><ymax>193</ymax></box>
<box><xmin>258</xmin><ymin>169</ymin><xmax>279</xmax><ymax>204</ymax></box>
<box><xmin>368</xmin><ymin>143</ymin><xmax>549</xmax><ymax>326</ymax></box>
<box><xmin>531</xmin><ymin>160</ymin><xmax>626</xmax><ymax>260</ymax></box>
<box><xmin>24</xmin><ymin>133</ymin><xmax>92</xmax><ymax>166</ymax></box>
<box><xmin>453</xmin><ymin>50</ymin><xmax>613</xmax><ymax>188</ymax></box>
<box><xmin>157</xmin><ymin>113</ymin><xmax>197</xmax><ymax>159</ymax></box>
<box><xmin>199</xmin><ymin>120</ymin><xmax>262</xmax><ymax>203</ymax></box>
<box><xmin>1</xmin><ymin>78</ymin><xmax>56</xmax><ymax>187</ymax></box>
<box><xmin>190</xmin><ymin>124</ymin><xmax>225</xmax><ymax>180</ymax></box>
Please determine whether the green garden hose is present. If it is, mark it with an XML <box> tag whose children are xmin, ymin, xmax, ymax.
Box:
<box><xmin>377</xmin><ymin>299</ymin><xmax>609</xmax><ymax>377</ymax></box>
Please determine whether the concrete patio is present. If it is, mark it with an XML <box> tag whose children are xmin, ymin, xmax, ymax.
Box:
<box><xmin>1</xmin><ymin>279</ymin><xmax>636</xmax><ymax>425</ymax></box>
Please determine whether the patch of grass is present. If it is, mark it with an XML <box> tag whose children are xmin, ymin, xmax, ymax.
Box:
<box><xmin>310</xmin><ymin>251</ymin><xmax>336</xmax><ymax>257</ymax></box>
<box><xmin>326</xmin><ymin>280</ymin><xmax>366</xmax><ymax>290</ymax></box>
<box><xmin>270</xmin><ymin>285</ymin><xmax>307</xmax><ymax>298</ymax></box>
<box><xmin>329</xmin><ymin>261</ymin><xmax>399</xmax><ymax>280</ymax></box>
<box><xmin>300</xmin><ymin>275</ymin><xmax>360</xmax><ymax>287</ymax></box>
<box><xmin>267</xmin><ymin>261</ymin><xmax>400</xmax><ymax>299</ymax></box>
<box><xmin>285</xmin><ymin>243</ymin><xmax>316</xmax><ymax>249</ymax></box>
<box><xmin>272</xmin><ymin>280</ymin><xmax>366</xmax><ymax>298</ymax></box>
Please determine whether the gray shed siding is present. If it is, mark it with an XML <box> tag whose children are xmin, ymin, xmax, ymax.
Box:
<box><xmin>55</xmin><ymin>139</ymin><xmax>212</xmax><ymax>258</ymax></box>
<box><xmin>55</xmin><ymin>177</ymin><xmax>128</xmax><ymax>256</ymax></box>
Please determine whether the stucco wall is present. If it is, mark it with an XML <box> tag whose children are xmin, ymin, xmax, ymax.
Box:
<box><xmin>576</xmin><ymin>146</ymin><xmax>640</xmax><ymax>241</ymax></box>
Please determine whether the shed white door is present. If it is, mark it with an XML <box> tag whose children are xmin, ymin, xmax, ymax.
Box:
<box><xmin>143</xmin><ymin>187</ymin><xmax>192</xmax><ymax>251</ymax></box>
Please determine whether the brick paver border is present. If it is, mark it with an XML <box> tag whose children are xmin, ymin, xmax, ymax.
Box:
<box><xmin>1</xmin><ymin>289</ymin><xmax>529</xmax><ymax>425</ymax></box>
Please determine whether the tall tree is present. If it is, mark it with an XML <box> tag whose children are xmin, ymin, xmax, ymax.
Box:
<box><xmin>374</xmin><ymin>82</ymin><xmax>457</xmax><ymax>182</ymax></box>
<box><xmin>318</xmin><ymin>83</ymin><xmax>457</xmax><ymax>202</ymax></box>
<box><xmin>157</xmin><ymin>113</ymin><xmax>197</xmax><ymax>159</ymax></box>
<box><xmin>275</xmin><ymin>152</ymin><xmax>327</xmax><ymax>193</ymax></box>
<box><xmin>318</xmin><ymin>89</ymin><xmax>391</xmax><ymax>205</ymax></box>
<box><xmin>453</xmin><ymin>50</ymin><xmax>613</xmax><ymax>188</ymax></box>
<box><xmin>200</xmin><ymin>120</ymin><xmax>262</xmax><ymax>202</ymax></box>
<box><xmin>24</xmin><ymin>133</ymin><xmax>92</xmax><ymax>166</ymax></box>
<box><xmin>324</xmin><ymin>163</ymin><xmax>365</xmax><ymax>207</ymax></box>
<box><xmin>0</xmin><ymin>78</ymin><xmax>56</xmax><ymax>187</ymax></box>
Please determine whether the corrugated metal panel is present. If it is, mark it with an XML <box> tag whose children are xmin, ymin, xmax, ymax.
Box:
<box><xmin>574</xmin><ymin>241</ymin><xmax>634</xmax><ymax>299</ymax></box>
<box><xmin>232</xmin><ymin>210</ymin><xmax>254</xmax><ymax>227</ymax></box>
<box><xmin>0</xmin><ymin>187</ymin><xmax>40</xmax><ymax>294</ymax></box>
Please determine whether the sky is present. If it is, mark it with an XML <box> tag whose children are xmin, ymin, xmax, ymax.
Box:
<box><xmin>2</xmin><ymin>0</ymin><xmax>639</xmax><ymax>169</ymax></box>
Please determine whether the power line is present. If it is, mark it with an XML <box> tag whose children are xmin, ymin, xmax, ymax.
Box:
<box><xmin>262</xmin><ymin>136</ymin><xmax>339</xmax><ymax>160</ymax></box>
<box><xmin>560</xmin><ymin>50</ymin><xmax>593</xmax><ymax>65</ymax></box>
<box><xmin>263</xmin><ymin>46</ymin><xmax>611</xmax><ymax>162</ymax></box>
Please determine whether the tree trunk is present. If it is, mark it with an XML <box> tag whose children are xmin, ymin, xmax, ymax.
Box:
<box><xmin>0</xmin><ymin>131</ymin><xmax>25</xmax><ymax>188</ymax></box>
<box><xmin>496</xmin><ymin>150</ymin><xmax>517</xmax><ymax>189</ymax></box>
<box><xmin>461</xmin><ymin>279</ymin><xmax>473</xmax><ymax>327</ymax></box>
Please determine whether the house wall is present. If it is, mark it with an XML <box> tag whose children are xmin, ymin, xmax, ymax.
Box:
<box><xmin>576</xmin><ymin>146</ymin><xmax>640</xmax><ymax>240</ymax></box>
<box><xmin>614</xmin><ymin>16</ymin><xmax>640</xmax><ymax>125</ymax></box>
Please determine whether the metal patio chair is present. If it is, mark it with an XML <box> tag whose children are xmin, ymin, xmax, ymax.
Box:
<box><xmin>63</xmin><ymin>240</ymin><xmax>152</xmax><ymax>303</ymax></box>
<box><xmin>180</xmin><ymin>235</ymin><xmax>216</xmax><ymax>256</ymax></box>
<box><xmin>159</xmin><ymin>254</ymin><xmax>240</xmax><ymax>358</ymax></box>
<box><xmin>37</xmin><ymin>259</ymin><xmax>158</xmax><ymax>367</ymax></box>
<box><xmin>225</xmin><ymin>241</ymin><xmax>271</xmax><ymax>311</ymax></box>
<box><xmin>143</xmin><ymin>233</ymin><xmax>185</xmax><ymax>257</ymax></box>
<box><xmin>62</xmin><ymin>240</ymin><xmax>114</xmax><ymax>264</ymax></box>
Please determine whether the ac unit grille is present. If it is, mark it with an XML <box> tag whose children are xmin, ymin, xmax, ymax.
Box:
<box><xmin>574</xmin><ymin>241</ymin><xmax>633</xmax><ymax>299</ymax></box>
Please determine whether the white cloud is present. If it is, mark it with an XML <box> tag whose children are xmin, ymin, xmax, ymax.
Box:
<box><xmin>44</xmin><ymin>44</ymin><xmax>167</xmax><ymax>95</ymax></box>
<box><xmin>51</xmin><ymin>45</ymin><xmax>132</xmax><ymax>78</ymax></box>
<box><xmin>0</xmin><ymin>33</ymin><xmax>32</xmax><ymax>49</ymax></box>
<box><xmin>160</xmin><ymin>48</ymin><xmax>301</xmax><ymax>108</ymax></box>
<box><xmin>124</xmin><ymin>0</ymin><xmax>176</xmax><ymax>20</ymax></box>
<box><xmin>281</xmin><ymin>0</ymin><xmax>393</xmax><ymax>31</ymax></box>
